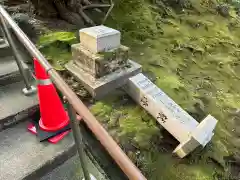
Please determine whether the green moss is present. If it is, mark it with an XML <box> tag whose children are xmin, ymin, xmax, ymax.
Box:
<box><xmin>37</xmin><ymin>31</ymin><xmax>77</xmax><ymax>70</ymax></box>
<box><xmin>96</xmin><ymin>0</ymin><xmax>240</xmax><ymax>179</ymax></box>
<box><xmin>140</xmin><ymin>151</ymin><xmax>222</xmax><ymax>180</ymax></box>
<box><xmin>38</xmin><ymin>31</ymin><xmax>77</xmax><ymax>46</ymax></box>
<box><xmin>97</xmin><ymin>51</ymin><xmax>117</xmax><ymax>61</ymax></box>
<box><xmin>39</xmin><ymin>45</ymin><xmax>71</xmax><ymax>71</ymax></box>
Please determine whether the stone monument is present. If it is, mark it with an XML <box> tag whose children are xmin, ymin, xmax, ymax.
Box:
<box><xmin>66</xmin><ymin>25</ymin><xmax>218</xmax><ymax>158</ymax></box>
<box><xmin>66</xmin><ymin>25</ymin><xmax>142</xmax><ymax>99</ymax></box>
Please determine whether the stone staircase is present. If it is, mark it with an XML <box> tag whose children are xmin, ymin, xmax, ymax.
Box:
<box><xmin>0</xmin><ymin>38</ymin><xmax>79</xmax><ymax>180</ymax></box>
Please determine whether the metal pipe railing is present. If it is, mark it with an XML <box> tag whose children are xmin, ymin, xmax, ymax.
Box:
<box><xmin>0</xmin><ymin>14</ymin><xmax>36</xmax><ymax>95</ymax></box>
<box><xmin>67</xmin><ymin>103</ymin><xmax>91</xmax><ymax>180</ymax></box>
<box><xmin>0</xmin><ymin>5</ymin><xmax>147</xmax><ymax>180</ymax></box>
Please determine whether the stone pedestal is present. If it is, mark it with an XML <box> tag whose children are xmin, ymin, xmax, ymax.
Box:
<box><xmin>72</xmin><ymin>44</ymin><xmax>129</xmax><ymax>78</ymax></box>
<box><xmin>66</xmin><ymin>25</ymin><xmax>142</xmax><ymax>99</ymax></box>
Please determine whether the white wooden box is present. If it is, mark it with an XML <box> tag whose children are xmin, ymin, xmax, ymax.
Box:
<box><xmin>79</xmin><ymin>25</ymin><xmax>121</xmax><ymax>53</ymax></box>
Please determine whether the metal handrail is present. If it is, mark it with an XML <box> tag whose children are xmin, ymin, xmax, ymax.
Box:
<box><xmin>0</xmin><ymin>5</ymin><xmax>147</xmax><ymax>180</ymax></box>
<box><xmin>0</xmin><ymin>14</ymin><xmax>36</xmax><ymax>96</ymax></box>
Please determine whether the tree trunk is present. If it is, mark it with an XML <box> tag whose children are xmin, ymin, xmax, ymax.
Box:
<box><xmin>29</xmin><ymin>0</ymin><xmax>113</xmax><ymax>26</ymax></box>
<box><xmin>53</xmin><ymin>0</ymin><xmax>85</xmax><ymax>27</ymax></box>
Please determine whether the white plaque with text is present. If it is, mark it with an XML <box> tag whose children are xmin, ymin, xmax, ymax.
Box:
<box><xmin>125</xmin><ymin>73</ymin><xmax>199</xmax><ymax>142</ymax></box>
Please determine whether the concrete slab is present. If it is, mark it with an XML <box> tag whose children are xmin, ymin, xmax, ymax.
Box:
<box><xmin>65</xmin><ymin>60</ymin><xmax>142</xmax><ymax>99</ymax></box>
<box><xmin>0</xmin><ymin>56</ymin><xmax>30</xmax><ymax>85</ymax></box>
<box><xmin>41</xmin><ymin>155</ymin><xmax>108</xmax><ymax>180</ymax></box>
<box><xmin>0</xmin><ymin>81</ymin><xmax>38</xmax><ymax>130</ymax></box>
<box><xmin>0</xmin><ymin>121</ymin><xmax>76</xmax><ymax>180</ymax></box>
<box><xmin>0</xmin><ymin>42</ymin><xmax>11</xmax><ymax>58</ymax></box>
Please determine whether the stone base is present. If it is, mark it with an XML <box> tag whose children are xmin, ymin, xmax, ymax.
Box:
<box><xmin>22</xmin><ymin>86</ymin><xmax>37</xmax><ymax>96</ymax></box>
<box><xmin>65</xmin><ymin>60</ymin><xmax>142</xmax><ymax>99</ymax></box>
<box><xmin>173</xmin><ymin>137</ymin><xmax>200</xmax><ymax>158</ymax></box>
<box><xmin>72</xmin><ymin>43</ymin><xmax>129</xmax><ymax>78</ymax></box>
<box><xmin>173</xmin><ymin>115</ymin><xmax>217</xmax><ymax>158</ymax></box>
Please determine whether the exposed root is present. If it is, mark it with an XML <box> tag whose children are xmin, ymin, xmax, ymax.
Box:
<box><xmin>54</xmin><ymin>0</ymin><xmax>84</xmax><ymax>27</ymax></box>
<box><xmin>102</xmin><ymin>0</ymin><xmax>114</xmax><ymax>25</ymax></box>
<box><xmin>82</xmin><ymin>0</ymin><xmax>92</xmax><ymax>5</ymax></box>
<box><xmin>78</xmin><ymin>9</ymin><xmax>96</xmax><ymax>26</ymax></box>
<box><xmin>31</xmin><ymin>0</ymin><xmax>114</xmax><ymax>26</ymax></box>
<box><xmin>77</xmin><ymin>0</ymin><xmax>114</xmax><ymax>26</ymax></box>
<box><xmin>82</xmin><ymin>4</ymin><xmax>111</xmax><ymax>10</ymax></box>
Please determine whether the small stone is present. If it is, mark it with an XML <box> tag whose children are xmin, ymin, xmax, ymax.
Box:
<box><xmin>72</xmin><ymin>82</ymin><xmax>79</xmax><ymax>89</ymax></box>
<box><xmin>216</xmin><ymin>4</ymin><xmax>230</xmax><ymax>17</ymax></box>
<box><xmin>12</xmin><ymin>13</ymin><xmax>38</xmax><ymax>43</ymax></box>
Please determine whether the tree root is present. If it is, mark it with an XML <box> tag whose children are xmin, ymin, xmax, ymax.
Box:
<box><xmin>82</xmin><ymin>4</ymin><xmax>111</xmax><ymax>10</ymax></box>
<box><xmin>80</xmin><ymin>0</ymin><xmax>114</xmax><ymax>25</ymax></box>
<box><xmin>34</xmin><ymin>0</ymin><xmax>114</xmax><ymax>27</ymax></box>
<box><xmin>78</xmin><ymin>10</ymin><xmax>96</xmax><ymax>26</ymax></box>
<box><xmin>53</xmin><ymin>0</ymin><xmax>84</xmax><ymax>27</ymax></box>
<box><xmin>102</xmin><ymin>0</ymin><xmax>114</xmax><ymax>25</ymax></box>
<box><xmin>82</xmin><ymin>0</ymin><xmax>91</xmax><ymax>5</ymax></box>
<box><xmin>76</xmin><ymin>0</ymin><xmax>114</xmax><ymax>26</ymax></box>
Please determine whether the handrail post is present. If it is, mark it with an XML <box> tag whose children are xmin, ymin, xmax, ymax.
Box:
<box><xmin>66</xmin><ymin>103</ymin><xmax>91</xmax><ymax>180</ymax></box>
<box><xmin>0</xmin><ymin>14</ymin><xmax>36</xmax><ymax>96</ymax></box>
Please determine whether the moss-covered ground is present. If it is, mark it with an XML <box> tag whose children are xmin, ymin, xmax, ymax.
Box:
<box><xmin>38</xmin><ymin>0</ymin><xmax>240</xmax><ymax>179</ymax></box>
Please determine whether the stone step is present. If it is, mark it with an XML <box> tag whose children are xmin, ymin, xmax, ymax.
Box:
<box><xmin>41</xmin><ymin>123</ymin><xmax>127</xmax><ymax>180</ymax></box>
<box><xmin>0</xmin><ymin>56</ymin><xmax>30</xmax><ymax>86</ymax></box>
<box><xmin>0</xmin><ymin>81</ymin><xmax>38</xmax><ymax>131</ymax></box>
<box><xmin>41</xmin><ymin>154</ymin><xmax>108</xmax><ymax>180</ymax></box>
<box><xmin>0</xmin><ymin>121</ymin><xmax>77</xmax><ymax>180</ymax></box>
<box><xmin>0</xmin><ymin>42</ymin><xmax>12</xmax><ymax>58</ymax></box>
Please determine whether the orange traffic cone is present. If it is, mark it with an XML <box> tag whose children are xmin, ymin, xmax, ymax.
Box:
<box><xmin>34</xmin><ymin>58</ymin><xmax>69</xmax><ymax>131</ymax></box>
<box><xmin>28</xmin><ymin>58</ymin><xmax>71</xmax><ymax>142</ymax></box>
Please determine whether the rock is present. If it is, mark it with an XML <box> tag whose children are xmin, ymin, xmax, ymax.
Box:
<box><xmin>12</xmin><ymin>13</ymin><xmax>38</xmax><ymax>43</ymax></box>
<box><xmin>6</xmin><ymin>4</ymin><xmax>30</xmax><ymax>14</ymax></box>
<box><xmin>216</xmin><ymin>4</ymin><xmax>230</xmax><ymax>17</ymax></box>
